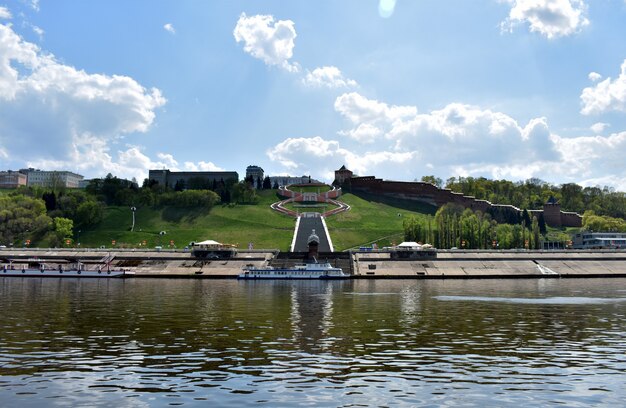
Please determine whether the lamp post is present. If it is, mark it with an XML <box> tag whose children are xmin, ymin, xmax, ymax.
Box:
<box><xmin>130</xmin><ymin>206</ymin><xmax>137</xmax><ymax>232</ymax></box>
<box><xmin>77</xmin><ymin>230</ymin><xmax>81</xmax><ymax>248</ymax></box>
<box><xmin>159</xmin><ymin>230</ymin><xmax>166</xmax><ymax>248</ymax></box>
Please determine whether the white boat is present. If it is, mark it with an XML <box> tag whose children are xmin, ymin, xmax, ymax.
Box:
<box><xmin>238</xmin><ymin>261</ymin><xmax>349</xmax><ymax>280</ymax></box>
<box><xmin>1</xmin><ymin>262</ymin><xmax>133</xmax><ymax>278</ymax></box>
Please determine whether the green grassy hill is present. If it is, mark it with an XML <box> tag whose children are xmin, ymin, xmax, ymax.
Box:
<box><xmin>79</xmin><ymin>190</ymin><xmax>295</xmax><ymax>251</ymax></box>
<box><xmin>77</xmin><ymin>190</ymin><xmax>436</xmax><ymax>251</ymax></box>
<box><xmin>326</xmin><ymin>193</ymin><xmax>435</xmax><ymax>250</ymax></box>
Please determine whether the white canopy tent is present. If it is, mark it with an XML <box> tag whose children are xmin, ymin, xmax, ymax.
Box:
<box><xmin>192</xmin><ymin>240</ymin><xmax>223</xmax><ymax>249</ymax></box>
<box><xmin>396</xmin><ymin>242</ymin><xmax>422</xmax><ymax>250</ymax></box>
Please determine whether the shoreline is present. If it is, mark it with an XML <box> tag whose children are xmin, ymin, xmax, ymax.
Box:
<box><xmin>2</xmin><ymin>248</ymin><xmax>626</xmax><ymax>279</ymax></box>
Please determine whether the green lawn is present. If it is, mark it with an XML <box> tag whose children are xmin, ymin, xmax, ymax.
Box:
<box><xmin>79</xmin><ymin>190</ymin><xmax>296</xmax><ymax>251</ymax></box>
<box><xmin>288</xmin><ymin>185</ymin><xmax>331</xmax><ymax>193</ymax></box>
<box><xmin>326</xmin><ymin>193</ymin><xmax>435</xmax><ymax>250</ymax></box>
<box><xmin>73</xmin><ymin>190</ymin><xmax>436</xmax><ymax>252</ymax></box>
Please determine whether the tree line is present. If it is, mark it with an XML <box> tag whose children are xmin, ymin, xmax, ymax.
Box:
<box><xmin>426</xmin><ymin>176</ymin><xmax>626</xmax><ymax>219</ymax></box>
<box><xmin>403</xmin><ymin>204</ymin><xmax>544</xmax><ymax>249</ymax></box>
<box><xmin>0</xmin><ymin>173</ymin><xmax>262</xmax><ymax>247</ymax></box>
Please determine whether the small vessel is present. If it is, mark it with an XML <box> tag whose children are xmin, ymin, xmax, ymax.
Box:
<box><xmin>238</xmin><ymin>261</ymin><xmax>349</xmax><ymax>280</ymax></box>
<box><xmin>1</xmin><ymin>259</ymin><xmax>133</xmax><ymax>278</ymax></box>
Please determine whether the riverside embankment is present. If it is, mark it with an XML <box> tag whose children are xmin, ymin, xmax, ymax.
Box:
<box><xmin>3</xmin><ymin>248</ymin><xmax>626</xmax><ymax>278</ymax></box>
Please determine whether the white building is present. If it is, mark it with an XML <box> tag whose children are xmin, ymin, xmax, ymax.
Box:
<box><xmin>572</xmin><ymin>232</ymin><xmax>626</xmax><ymax>249</ymax></box>
<box><xmin>269</xmin><ymin>175</ymin><xmax>320</xmax><ymax>187</ymax></box>
<box><xmin>19</xmin><ymin>169</ymin><xmax>84</xmax><ymax>188</ymax></box>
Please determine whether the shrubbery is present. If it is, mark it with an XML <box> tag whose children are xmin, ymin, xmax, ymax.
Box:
<box><xmin>158</xmin><ymin>190</ymin><xmax>220</xmax><ymax>208</ymax></box>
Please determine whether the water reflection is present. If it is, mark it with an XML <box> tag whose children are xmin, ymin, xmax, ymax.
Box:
<box><xmin>0</xmin><ymin>277</ymin><xmax>625</xmax><ymax>407</ymax></box>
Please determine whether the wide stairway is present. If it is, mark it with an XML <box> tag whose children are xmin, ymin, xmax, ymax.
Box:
<box><xmin>291</xmin><ymin>214</ymin><xmax>333</xmax><ymax>252</ymax></box>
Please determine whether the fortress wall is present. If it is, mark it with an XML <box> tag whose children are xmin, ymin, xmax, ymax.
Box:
<box><xmin>543</xmin><ymin>203</ymin><xmax>562</xmax><ymax>227</ymax></box>
<box><xmin>347</xmin><ymin>176</ymin><xmax>582</xmax><ymax>227</ymax></box>
<box><xmin>561</xmin><ymin>211</ymin><xmax>583</xmax><ymax>227</ymax></box>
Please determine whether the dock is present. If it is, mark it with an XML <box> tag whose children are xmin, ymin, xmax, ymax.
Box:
<box><xmin>2</xmin><ymin>248</ymin><xmax>626</xmax><ymax>278</ymax></box>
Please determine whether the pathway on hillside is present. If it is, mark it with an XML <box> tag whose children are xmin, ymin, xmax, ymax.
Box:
<box><xmin>270</xmin><ymin>184</ymin><xmax>347</xmax><ymax>253</ymax></box>
<box><xmin>291</xmin><ymin>214</ymin><xmax>333</xmax><ymax>252</ymax></box>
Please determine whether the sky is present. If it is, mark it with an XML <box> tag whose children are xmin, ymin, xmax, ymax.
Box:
<box><xmin>1</xmin><ymin>0</ymin><xmax>626</xmax><ymax>189</ymax></box>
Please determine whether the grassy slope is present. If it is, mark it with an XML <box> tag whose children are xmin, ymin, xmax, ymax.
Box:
<box><xmin>80</xmin><ymin>190</ymin><xmax>296</xmax><ymax>251</ymax></box>
<box><xmin>73</xmin><ymin>190</ymin><xmax>437</xmax><ymax>251</ymax></box>
<box><xmin>326</xmin><ymin>193</ymin><xmax>435</xmax><ymax>250</ymax></box>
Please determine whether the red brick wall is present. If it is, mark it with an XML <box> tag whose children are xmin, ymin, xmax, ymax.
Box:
<box><xmin>542</xmin><ymin>203</ymin><xmax>562</xmax><ymax>227</ymax></box>
<box><xmin>346</xmin><ymin>176</ymin><xmax>582</xmax><ymax>227</ymax></box>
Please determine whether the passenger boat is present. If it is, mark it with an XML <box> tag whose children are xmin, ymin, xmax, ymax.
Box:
<box><xmin>1</xmin><ymin>261</ymin><xmax>133</xmax><ymax>278</ymax></box>
<box><xmin>238</xmin><ymin>261</ymin><xmax>349</xmax><ymax>280</ymax></box>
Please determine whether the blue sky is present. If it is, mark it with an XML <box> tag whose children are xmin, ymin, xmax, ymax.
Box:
<box><xmin>1</xmin><ymin>0</ymin><xmax>626</xmax><ymax>188</ymax></box>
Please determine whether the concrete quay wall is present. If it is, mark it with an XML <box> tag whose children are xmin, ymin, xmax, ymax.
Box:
<box><xmin>2</xmin><ymin>248</ymin><xmax>626</xmax><ymax>279</ymax></box>
<box><xmin>353</xmin><ymin>250</ymin><xmax>626</xmax><ymax>278</ymax></box>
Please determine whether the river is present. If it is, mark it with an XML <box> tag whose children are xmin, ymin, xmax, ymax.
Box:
<box><xmin>1</xmin><ymin>277</ymin><xmax>625</xmax><ymax>407</ymax></box>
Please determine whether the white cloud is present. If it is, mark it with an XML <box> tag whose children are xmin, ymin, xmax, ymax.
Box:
<box><xmin>590</xmin><ymin>122</ymin><xmax>609</xmax><ymax>134</ymax></box>
<box><xmin>183</xmin><ymin>161</ymin><xmax>224</xmax><ymax>172</ymax></box>
<box><xmin>31</xmin><ymin>25</ymin><xmax>44</xmax><ymax>39</ymax></box>
<box><xmin>334</xmin><ymin>92</ymin><xmax>416</xmax><ymax>125</ymax></box>
<box><xmin>28</xmin><ymin>0</ymin><xmax>39</xmax><ymax>12</ymax></box>
<box><xmin>0</xmin><ymin>22</ymin><xmax>167</xmax><ymax>180</ymax></box>
<box><xmin>268</xmin><ymin>90</ymin><xmax>626</xmax><ymax>188</ymax></box>
<box><xmin>502</xmin><ymin>0</ymin><xmax>589</xmax><ymax>39</ymax></box>
<box><xmin>334</xmin><ymin>92</ymin><xmax>558</xmax><ymax>167</ymax></box>
<box><xmin>155</xmin><ymin>152</ymin><xmax>178</xmax><ymax>168</ymax></box>
<box><xmin>581</xmin><ymin>59</ymin><xmax>626</xmax><ymax>115</ymax></box>
<box><xmin>552</xmin><ymin>132</ymin><xmax>626</xmax><ymax>181</ymax></box>
<box><xmin>233</xmin><ymin>13</ymin><xmax>299</xmax><ymax>72</ymax></box>
<box><xmin>588</xmin><ymin>72</ymin><xmax>602</xmax><ymax>82</ymax></box>
<box><xmin>163</xmin><ymin>23</ymin><xmax>175</xmax><ymax>34</ymax></box>
<box><xmin>302</xmin><ymin>66</ymin><xmax>357</xmax><ymax>88</ymax></box>
<box><xmin>266</xmin><ymin>136</ymin><xmax>415</xmax><ymax>180</ymax></box>
<box><xmin>0</xmin><ymin>7</ymin><xmax>11</xmax><ymax>20</ymax></box>
<box><xmin>338</xmin><ymin>123</ymin><xmax>382</xmax><ymax>143</ymax></box>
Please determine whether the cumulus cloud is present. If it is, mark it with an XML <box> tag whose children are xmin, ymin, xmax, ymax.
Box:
<box><xmin>302</xmin><ymin>66</ymin><xmax>357</xmax><ymax>88</ymax></box>
<box><xmin>266</xmin><ymin>136</ymin><xmax>415</xmax><ymax>180</ymax></box>
<box><xmin>502</xmin><ymin>0</ymin><xmax>589</xmax><ymax>39</ymax></box>
<box><xmin>163</xmin><ymin>23</ymin><xmax>175</xmax><ymax>34</ymax></box>
<box><xmin>334</xmin><ymin>92</ymin><xmax>416</xmax><ymax>125</ymax></box>
<box><xmin>0</xmin><ymin>7</ymin><xmax>11</xmax><ymax>20</ymax></box>
<box><xmin>450</xmin><ymin>130</ymin><xmax>626</xmax><ymax>190</ymax></box>
<box><xmin>590</xmin><ymin>122</ymin><xmax>609</xmax><ymax>134</ymax></box>
<box><xmin>267</xmin><ymin>90</ymin><xmax>626</xmax><ymax>188</ymax></box>
<box><xmin>553</xmin><ymin>132</ymin><xmax>626</xmax><ymax>183</ymax></box>
<box><xmin>588</xmin><ymin>72</ymin><xmax>602</xmax><ymax>82</ymax></box>
<box><xmin>338</xmin><ymin>123</ymin><xmax>382</xmax><ymax>143</ymax></box>
<box><xmin>0</xmin><ymin>22</ymin><xmax>168</xmax><ymax>180</ymax></box>
<box><xmin>183</xmin><ymin>161</ymin><xmax>224</xmax><ymax>172</ymax></box>
<box><xmin>233</xmin><ymin>13</ymin><xmax>299</xmax><ymax>72</ymax></box>
<box><xmin>581</xmin><ymin>60</ymin><xmax>626</xmax><ymax>115</ymax></box>
<box><xmin>317</xmin><ymin>92</ymin><xmax>568</xmax><ymax>182</ymax></box>
<box><xmin>334</xmin><ymin>92</ymin><xmax>558</xmax><ymax>166</ymax></box>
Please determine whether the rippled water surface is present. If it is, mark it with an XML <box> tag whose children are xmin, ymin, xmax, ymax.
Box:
<box><xmin>1</xmin><ymin>277</ymin><xmax>625</xmax><ymax>407</ymax></box>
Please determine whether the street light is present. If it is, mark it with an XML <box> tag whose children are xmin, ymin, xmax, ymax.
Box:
<box><xmin>77</xmin><ymin>230</ymin><xmax>81</xmax><ymax>248</ymax></box>
<box><xmin>130</xmin><ymin>206</ymin><xmax>137</xmax><ymax>231</ymax></box>
<box><xmin>159</xmin><ymin>230</ymin><xmax>166</xmax><ymax>247</ymax></box>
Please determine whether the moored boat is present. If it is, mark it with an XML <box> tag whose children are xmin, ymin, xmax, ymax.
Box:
<box><xmin>1</xmin><ymin>262</ymin><xmax>133</xmax><ymax>278</ymax></box>
<box><xmin>238</xmin><ymin>261</ymin><xmax>349</xmax><ymax>280</ymax></box>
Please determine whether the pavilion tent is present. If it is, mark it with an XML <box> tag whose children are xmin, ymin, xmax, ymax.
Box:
<box><xmin>396</xmin><ymin>242</ymin><xmax>422</xmax><ymax>249</ymax></box>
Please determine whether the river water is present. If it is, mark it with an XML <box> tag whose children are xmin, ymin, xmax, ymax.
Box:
<box><xmin>1</xmin><ymin>277</ymin><xmax>625</xmax><ymax>407</ymax></box>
